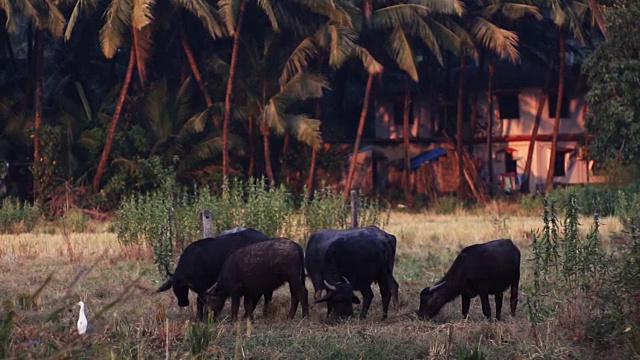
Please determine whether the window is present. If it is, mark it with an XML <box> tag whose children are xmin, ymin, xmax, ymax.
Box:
<box><xmin>548</xmin><ymin>95</ymin><xmax>570</xmax><ymax>118</ymax></box>
<box><xmin>393</xmin><ymin>96</ymin><xmax>414</xmax><ymax>125</ymax></box>
<box><xmin>553</xmin><ymin>151</ymin><xmax>566</xmax><ymax>177</ymax></box>
<box><xmin>498</xmin><ymin>95</ymin><xmax>520</xmax><ymax>119</ymax></box>
<box><xmin>505</xmin><ymin>153</ymin><xmax>517</xmax><ymax>173</ymax></box>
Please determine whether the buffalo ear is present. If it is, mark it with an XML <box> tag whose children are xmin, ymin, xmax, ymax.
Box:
<box><xmin>157</xmin><ymin>279</ymin><xmax>173</xmax><ymax>292</ymax></box>
<box><xmin>351</xmin><ymin>295</ymin><xmax>361</xmax><ymax>304</ymax></box>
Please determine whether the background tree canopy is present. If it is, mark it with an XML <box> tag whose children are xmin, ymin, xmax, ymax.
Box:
<box><xmin>584</xmin><ymin>0</ymin><xmax>640</xmax><ymax>164</ymax></box>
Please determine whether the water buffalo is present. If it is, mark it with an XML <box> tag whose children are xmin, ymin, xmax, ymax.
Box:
<box><xmin>156</xmin><ymin>228</ymin><xmax>270</xmax><ymax>319</ymax></box>
<box><xmin>417</xmin><ymin>238</ymin><xmax>521</xmax><ymax>321</ymax></box>
<box><xmin>206</xmin><ymin>238</ymin><xmax>309</xmax><ymax>321</ymax></box>
<box><xmin>305</xmin><ymin>226</ymin><xmax>399</xmax><ymax>307</ymax></box>
<box><xmin>315</xmin><ymin>234</ymin><xmax>394</xmax><ymax>320</ymax></box>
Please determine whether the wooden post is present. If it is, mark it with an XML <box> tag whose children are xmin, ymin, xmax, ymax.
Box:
<box><xmin>200</xmin><ymin>209</ymin><xmax>213</xmax><ymax>238</ymax></box>
<box><xmin>350</xmin><ymin>190</ymin><xmax>359</xmax><ymax>228</ymax></box>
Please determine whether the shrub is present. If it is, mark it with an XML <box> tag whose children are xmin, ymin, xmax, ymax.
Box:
<box><xmin>0</xmin><ymin>198</ymin><xmax>41</xmax><ymax>234</ymax></box>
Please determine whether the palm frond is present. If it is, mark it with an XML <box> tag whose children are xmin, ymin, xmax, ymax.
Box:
<box><xmin>272</xmin><ymin>72</ymin><xmax>329</xmax><ymax>111</ymax></box>
<box><xmin>65</xmin><ymin>0</ymin><xmax>98</xmax><ymax>41</ymax></box>
<box><xmin>0</xmin><ymin>0</ymin><xmax>17</xmax><ymax>33</ymax></box>
<box><xmin>44</xmin><ymin>0</ymin><xmax>66</xmax><ymax>37</ymax></box>
<box><xmin>132</xmin><ymin>24</ymin><xmax>153</xmax><ymax>87</ymax></box>
<box><xmin>408</xmin><ymin>0</ymin><xmax>464</xmax><ymax>16</ymax></box>
<box><xmin>174</xmin><ymin>77</ymin><xmax>193</xmax><ymax>124</ymax></box>
<box><xmin>499</xmin><ymin>3</ymin><xmax>542</xmax><ymax>21</ymax></box>
<box><xmin>99</xmin><ymin>0</ymin><xmax>132</xmax><ymax>58</ymax></box>
<box><xmin>258</xmin><ymin>0</ymin><xmax>279</xmax><ymax>32</ymax></box>
<box><xmin>218</xmin><ymin>0</ymin><xmax>242</xmax><ymax>34</ymax></box>
<box><xmin>132</xmin><ymin>0</ymin><xmax>154</xmax><ymax>29</ymax></box>
<box><xmin>386</xmin><ymin>28</ymin><xmax>418</xmax><ymax>82</ymax></box>
<box><xmin>279</xmin><ymin>37</ymin><xmax>319</xmax><ymax>87</ymax></box>
<box><xmin>74</xmin><ymin>81</ymin><xmax>92</xmax><ymax>122</ymax></box>
<box><xmin>325</xmin><ymin>24</ymin><xmax>358</xmax><ymax>70</ymax></box>
<box><xmin>261</xmin><ymin>102</ymin><xmax>286</xmax><ymax>135</ymax></box>
<box><xmin>470</xmin><ymin>17</ymin><xmax>519</xmax><ymax>63</ymax></box>
<box><xmin>172</xmin><ymin>0</ymin><xmax>227</xmax><ymax>38</ymax></box>
<box><xmin>145</xmin><ymin>79</ymin><xmax>168</xmax><ymax>139</ymax></box>
<box><xmin>285</xmin><ymin>114</ymin><xmax>322</xmax><ymax>149</ymax></box>
<box><xmin>370</xmin><ymin>4</ymin><xmax>429</xmax><ymax>30</ymax></box>
<box><xmin>183</xmin><ymin>134</ymin><xmax>245</xmax><ymax>167</ymax></box>
<box><xmin>356</xmin><ymin>47</ymin><xmax>383</xmax><ymax>74</ymax></box>
<box><xmin>411</xmin><ymin>18</ymin><xmax>446</xmax><ymax>65</ymax></box>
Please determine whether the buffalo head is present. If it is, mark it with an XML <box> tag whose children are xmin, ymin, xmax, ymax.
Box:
<box><xmin>315</xmin><ymin>278</ymin><xmax>360</xmax><ymax>319</ymax></box>
<box><xmin>156</xmin><ymin>269</ymin><xmax>190</xmax><ymax>307</ymax></box>
<box><xmin>416</xmin><ymin>281</ymin><xmax>447</xmax><ymax>320</ymax></box>
<box><xmin>204</xmin><ymin>282</ymin><xmax>227</xmax><ymax>317</ymax></box>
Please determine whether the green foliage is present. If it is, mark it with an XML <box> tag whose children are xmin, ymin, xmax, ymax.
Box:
<box><xmin>0</xmin><ymin>198</ymin><xmax>41</xmax><ymax>234</ymax></box>
<box><xmin>432</xmin><ymin>195</ymin><xmax>463</xmax><ymax>215</ymax></box>
<box><xmin>299</xmin><ymin>186</ymin><xmax>349</xmax><ymax>243</ymax></box>
<box><xmin>584</xmin><ymin>1</ymin><xmax>640</xmax><ymax>164</ymax></box>
<box><xmin>547</xmin><ymin>183</ymin><xmax>640</xmax><ymax>217</ymax></box>
<box><xmin>526</xmin><ymin>193</ymin><xmax>640</xmax><ymax>356</ymax></box>
<box><xmin>58</xmin><ymin>208</ymin><xmax>88</xmax><ymax>233</ymax></box>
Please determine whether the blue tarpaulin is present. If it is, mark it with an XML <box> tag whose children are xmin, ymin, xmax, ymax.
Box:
<box><xmin>410</xmin><ymin>147</ymin><xmax>447</xmax><ymax>170</ymax></box>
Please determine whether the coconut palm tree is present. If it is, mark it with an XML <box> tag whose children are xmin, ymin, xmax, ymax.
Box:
<box><xmin>0</xmin><ymin>0</ymin><xmax>66</xmax><ymax>200</ymax></box>
<box><xmin>217</xmin><ymin>0</ymin><xmax>354</xmax><ymax>181</ymax></box>
<box><xmin>344</xmin><ymin>0</ymin><xmax>467</xmax><ymax>200</ymax></box>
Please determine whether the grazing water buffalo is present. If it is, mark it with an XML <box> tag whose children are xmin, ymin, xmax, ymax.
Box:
<box><xmin>417</xmin><ymin>238</ymin><xmax>521</xmax><ymax>321</ymax></box>
<box><xmin>156</xmin><ymin>228</ymin><xmax>270</xmax><ymax>319</ymax></box>
<box><xmin>305</xmin><ymin>226</ymin><xmax>399</xmax><ymax>307</ymax></box>
<box><xmin>206</xmin><ymin>238</ymin><xmax>309</xmax><ymax>321</ymax></box>
<box><xmin>315</xmin><ymin>235</ymin><xmax>394</xmax><ymax>320</ymax></box>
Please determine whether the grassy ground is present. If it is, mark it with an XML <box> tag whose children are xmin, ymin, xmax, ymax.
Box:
<box><xmin>0</xmin><ymin>210</ymin><xmax>626</xmax><ymax>359</ymax></box>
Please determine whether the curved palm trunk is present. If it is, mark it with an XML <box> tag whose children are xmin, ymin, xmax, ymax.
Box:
<box><xmin>344</xmin><ymin>73</ymin><xmax>374</xmax><ymax>200</ymax></box>
<box><xmin>403</xmin><ymin>79</ymin><xmax>412</xmax><ymax>204</ymax></box>
<box><xmin>306</xmin><ymin>99</ymin><xmax>322</xmax><ymax>197</ymax></box>
<box><xmin>33</xmin><ymin>28</ymin><xmax>44</xmax><ymax>165</ymax></box>
<box><xmin>521</xmin><ymin>55</ymin><xmax>554</xmax><ymax>193</ymax></box>
<box><xmin>545</xmin><ymin>29</ymin><xmax>566</xmax><ymax>191</ymax></box>
<box><xmin>456</xmin><ymin>56</ymin><xmax>466</xmax><ymax>199</ymax></box>
<box><xmin>181</xmin><ymin>29</ymin><xmax>214</xmax><ymax>112</ymax></box>
<box><xmin>248</xmin><ymin>115</ymin><xmax>255</xmax><ymax>178</ymax></box>
<box><xmin>222</xmin><ymin>0</ymin><xmax>247</xmax><ymax>181</ymax></box>
<box><xmin>92</xmin><ymin>45</ymin><xmax>136</xmax><ymax>192</ymax></box>
<box><xmin>261</xmin><ymin>124</ymin><xmax>274</xmax><ymax>185</ymax></box>
<box><xmin>486</xmin><ymin>61</ymin><xmax>494</xmax><ymax>194</ymax></box>
<box><xmin>588</xmin><ymin>0</ymin><xmax>608</xmax><ymax>40</ymax></box>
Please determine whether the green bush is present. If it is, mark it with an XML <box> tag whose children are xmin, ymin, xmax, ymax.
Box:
<box><xmin>0</xmin><ymin>198</ymin><xmax>41</xmax><ymax>234</ymax></box>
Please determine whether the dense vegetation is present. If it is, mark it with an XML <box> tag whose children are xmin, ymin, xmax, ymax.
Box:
<box><xmin>1</xmin><ymin>0</ymin><xmax>634</xmax><ymax>215</ymax></box>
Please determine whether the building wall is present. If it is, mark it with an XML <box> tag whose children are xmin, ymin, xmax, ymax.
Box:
<box><xmin>374</xmin><ymin>96</ymin><xmax>433</xmax><ymax>139</ymax></box>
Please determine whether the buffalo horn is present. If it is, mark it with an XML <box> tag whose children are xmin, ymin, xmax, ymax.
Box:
<box><xmin>323</xmin><ymin>280</ymin><xmax>337</xmax><ymax>291</ymax></box>
<box><xmin>206</xmin><ymin>282</ymin><xmax>218</xmax><ymax>294</ymax></box>
<box><xmin>429</xmin><ymin>281</ymin><xmax>447</xmax><ymax>292</ymax></box>
<box><xmin>342</xmin><ymin>276</ymin><xmax>350</xmax><ymax>284</ymax></box>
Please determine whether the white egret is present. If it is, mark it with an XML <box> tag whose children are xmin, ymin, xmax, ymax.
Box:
<box><xmin>76</xmin><ymin>301</ymin><xmax>88</xmax><ymax>335</ymax></box>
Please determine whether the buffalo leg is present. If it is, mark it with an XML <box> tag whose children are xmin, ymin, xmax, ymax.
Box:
<box><xmin>263</xmin><ymin>291</ymin><xmax>273</xmax><ymax>314</ymax></box>
<box><xmin>196</xmin><ymin>294</ymin><xmax>207</xmax><ymax>320</ymax></box>
<box><xmin>300</xmin><ymin>286</ymin><xmax>309</xmax><ymax>318</ymax></box>
<box><xmin>461</xmin><ymin>295</ymin><xmax>471</xmax><ymax>319</ymax></box>
<box><xmin>388</xmin><ymin>276</ymin><xmax>400</xmax><ymax>309</ymax></box>
<box><xmin>243</xmin><ymin>295</ymin><xmax>258</xmax><ymax>321</ymax></box>
<box><xmin>494</xmin><ymin>292</ymin><xmax>503</xmax><ymax>321</ymax></box>
<box><xmin>510</xmin><ymin>278</ymin><xmax>519</xmax><ymax>317</ymax></box>
<box><xmin>230</xmin><ymin>294</ymin><xmax>241</xmax><ymax>321</ymax></box>
<box><xmin>479</xmin><ymin>293</ymin><xmax>492</xmax><ymax>319</ymax></box>
<box><xmin>359</xmin><ymin>287</ymin><xmax>374</xmax><ymax>319</ymax></box>
<box><xmin>288</xmin><ymin>282</ymin><xmax>300</xmax><ymax>319</ymax></box>
<box><xmin>379</xmin><ymin>281</ymin><xmax>392</xmax><ymax>320</ymax></box>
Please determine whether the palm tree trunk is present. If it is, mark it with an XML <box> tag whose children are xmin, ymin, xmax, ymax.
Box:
<box><xmin>33</xmin><ymin>28</ymin><xmax>44</xmax><ymax>164</ymax></box>
<box><xmin>344</xmin><ymin>72</ymin><xmax>374</xmax><ymax>200</ymax></box>
<box><xmin>545</xmin><ymin>29</ymin><xmax>566</xmax><ymax>191</ymax></box>
<box><xmin>248</xmin><ymin>115</ymin><xmax>255</xmax><ymax>178</ymax></box>
<box><xmin>306</xmin><ymin>99</ymin><xmax>322</xmax><ymax>197</ymax></box>
<box><xmin>403</xmin><ymin>79</ymin><xmax>412</xmax><ymax>204</ymax></box>
<box><xmin>456</xmin><ymin>56</ymin><xmax>466</xmax><ymax>199</ymax></box>
<box><xmin>521</xmin><ymin>54</ymin><xmax>554</xmax><ymax>193</ymax></box>
<box><xmin>92</xmin><ymin>45</ymin><xmax>136</xmax><ymax>192</ymax></box>
<box><xmin>261</xmin><ymin>123</ymin><xmax>275</xmax><ymax>185</ymax></box>
<box><xmin>486</xmin><ymin>61</ymin><xmax>494</xmax><ymax>194</ymax></box>
<box><xmin>181</xmin><ymin>28</ymin><xmax>214</xmax><ymax>112</ymax></box>
<box><xmin>222</xmin><ymin>0</ymin><xmax>247</xmax><ymax>181</ymax></box>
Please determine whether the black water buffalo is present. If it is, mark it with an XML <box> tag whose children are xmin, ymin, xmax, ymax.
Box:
<box><xmin>206</xmin><ymin>238</ymin><xmax>309</xmax><ymax>321</ymax></box>
<box><xmin>305</xmin><ymin>226</ymin><xmax>399</xmax><ymax>306</ymax></box>
<box><xmin>314</xmin><ymin>235</ymin><xmax>394</xmax><ymax>320</ymax></box>
<box><xmin>156</xmin><ymin>228</ymin><xmax>270</xmax><ymax>319</ymax></box>
<box><xmin>417</xmin><ymin>238</ymin><xmax>521</xmax><ymax>321</ymax></box>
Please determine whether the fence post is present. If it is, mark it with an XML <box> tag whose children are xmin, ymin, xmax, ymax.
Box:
<box><xmin>350</xmin><ymin>190</ymin><xmax>358</xmax><ymax>228</ymax></box>
<box><xmin>200</xmin><ymin>209</ymin><xmax>213</xmax><ymax>238</ymax></box>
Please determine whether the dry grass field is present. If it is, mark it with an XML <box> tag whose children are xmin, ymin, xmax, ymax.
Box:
<box><xmin>0</xmin><ymin>209</ymin><xmax>628</xmax><ymax>359</ymax></box>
